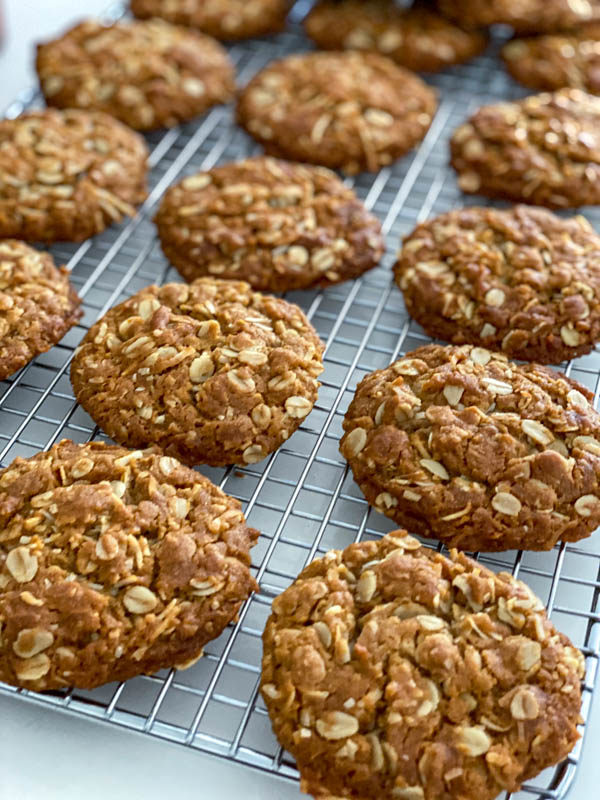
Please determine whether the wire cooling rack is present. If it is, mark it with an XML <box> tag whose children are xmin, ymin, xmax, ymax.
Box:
<box><xmin>1</xmin><ymin>3</ymin><xmax>600</xmax><ymax>798</ymax></box>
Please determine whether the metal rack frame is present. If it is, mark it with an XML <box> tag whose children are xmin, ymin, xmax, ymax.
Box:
<box><xmin>1</xmin><ymin>4</ymin><xmax>599</xmax><ymax>798</ymax></box>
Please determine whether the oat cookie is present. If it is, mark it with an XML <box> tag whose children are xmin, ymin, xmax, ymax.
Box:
<box><xmin>0</xmin><ymin>109</ymin><xmax>148</xmax><ymax>243</ymax></box>
<box><xmin>436</xmin><ymin>0</ymin><xmax>600</xmax><ymax>34</ymax></box>
<box><xmin>0</xmin><ymin>241</ymin><xmax>82</xmax><ymax>381</ymax></box>
<box><xmin>450</xmin><ymin>89</ymin><xmax>600</xmax><ymax>208</ymax></box>
<box><xmin>155</xmin><ymin>157</ymin><xmax>384</xmax><ymax>293</ymax></box>
<box><xmin>36</xmin><ymin>19</ymin><xmax>235</xmax><ymax>131</ymax></box>
<box><xmin>0</xmin><ymin>439</ymin><xmax>258</xmax><ymax>691</ymax></box>
<box><xmin>130</xmin><ymin>0</ymin><xmax>291</xmax><ymax>41</ymax></box>
<box><xmin>341</xmin><ymin>343</ymin><xmax>600</xmax><ymax>552</ymax></box>
<box><xmin>503</xmin><ymin>24</ymin><xmax>600</xmax><ymax>94</ymax></box>
<box><xmin>261</xmin><ymin>531</ymin><xmax>584</xmax><ymax>800</ymax></box>
<box><xmin>395</xmin><ymin>206</ymin><xmax>600</xmax><ymax>364</ymax></box>
<box><xmin>70</xmin><ymin>278</ymin><xmax>324</xmax><ymax>467</ymax></box>
<box><xmin>236</xmin><ymin>51</ymin><xmax>438</xmax><ymax>174</ymax></box>
<box><xmin>305</xmin><ymin>0</ymin><xmax>487</xmax><ymax>74</ymax></box>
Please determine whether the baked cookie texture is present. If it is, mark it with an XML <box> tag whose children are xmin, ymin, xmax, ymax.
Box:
<box><xmin>36</xmin><ymin>19</ymin><xmax>235</xmax><ymax>131</ymax></box>
<box><xmin>503</xmin><ymin>24</ymin><xmax>600</xmax><ymax>94</ymax></box>
<box><xmin>394</xmin><ymin>206</ymin><xmax>600</xmax><ymax>364</ymax></box>
<box><xmin>130</xmin><ymin>0</ymin><xmax>291</xmax><ymax>40</ymax></box>
<box><xmin>70</xmin><ymin>278</ymin><xmax>324</xmax><ymax>467</ymax></box>
<box><xmin>450</xmin><ymin>89</ymin><xmax>600</xmax><ymax>208</ymax></box>
<box><xmin>341</xmin><ymin>344</ymin><xmax>600</xmax><ymax>552</ymax></box>
<box><xmin>0</xmin><ymin>240</ymin><xmax>82</xmax><ymax>381</ymax></box>
<box><xmin>0</xmin><ymin>439</ymin><xmax>258</xmax><ymax>691</ymax></box>
<box><xmin>155</xmin><ymin>157</ymin><xmax>384</xmax><ymax>293</ymax></box>
<box><xmin>305</xmin><ymin>0</ymin><xmax>488</xmax><ymax>74</ymax></box>
<box><xmin>236</xmin><ymin>51</ymin><xmax>438</xmax><ymax>174</ymax></box>
<box><xmin>436</xmin><ymin>0</ymin><xmax>600</xmax><ymax>34</ymax></box>
<box><xmin>261</xmin><ymin>531</ymin><xmax>584</xmax><ymax>800</ymax></box>
<box><xmin>0</xmin><ymin>109</ymin><xmax>148</xmax><ymax>243</ymax></box>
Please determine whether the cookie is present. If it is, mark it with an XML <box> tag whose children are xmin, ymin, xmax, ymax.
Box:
<box><xmin>304</xmin><ymin>0</ymin><xmax>487</xmax><ymax>74</ymax></box>
<box><xmin>236</xmin><ymin>51</ymin><xmax>438</xmax><ymax>174</ymax></box>
<box><xmin>436</xmin><ymin>0</ymin><xmax>600</xmax><ymax>34</ymax></box>
<box><xmin>394</xmin><ymin>206</ymin><xmax>600</xmax><ymax>364</ymax></box>
<box><xmin>155</xmin><ymin>157</ymin><xmax>384</xmax><ymax>293</ymax></box>
<box><xmin>0</xmin><ymin>241</ymin><xmax>82</xmax><ymax>381</ymax></box>
<box><xmin>503</xmin><ymin>24</ymin><xmax>600</xmax><ymax>94</ymax></box>
<box><xmin>70</xmin><ymin>277</ymin><xmax>324</xmax><ymax>467</ymax></box>
<box><xmin>261</xmin><ymin>531</ymin><xmax>584</xmax><ymax>800</ymax></box>
<box><xmin>130</xmin><ymin>0</ymin><xmax>291</xmax><ymax>41</ymax></box>
<box><xmin>0</xmin><ymin>109</ymin><xmax>148</xmax><ymax>243</ymax></box>
<box><xmin>341</xmin><ymin>343</ymin><xmax>600</xmax><ymax>552</ymax></box>
<box><xmin>0</xmin><ymin>439</ymin><xmax>258</xmax><ymax>691</ymax></box>
<box><xmin>450</xmin><ymin>89</ymin><xmax>600</xmax><ymax>208</ymax></box>
<box><xmin>36</xmin><ymin>19</ymin><xmax>235</xmax><ymax>131</ymax></box>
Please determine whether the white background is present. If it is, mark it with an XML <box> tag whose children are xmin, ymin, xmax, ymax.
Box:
<box><xmin>0</xmin><ymin>2</ymin><xmax>599</xmax><ymax>798</ymax></box>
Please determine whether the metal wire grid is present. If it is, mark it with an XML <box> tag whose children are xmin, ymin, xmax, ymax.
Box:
<box><xmin>1</xmin><ymin>4</ymin><xmax>600</xmax><ymax>798</ymax></box>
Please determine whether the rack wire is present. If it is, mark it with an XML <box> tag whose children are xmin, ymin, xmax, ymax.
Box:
<box><xmin>1</xmin><ymin>3</ymin><xmax>599</xmax><ymax>798</ymax></box>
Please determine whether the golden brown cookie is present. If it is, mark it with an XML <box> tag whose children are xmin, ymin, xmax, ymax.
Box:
<box><xmin>394</xmin><ymin>206</ymin><xmax>600</xmax><ymax>364</ymax></box>
<box><xmin>36</xmin><ymin>19</ymin><xmax>235</xmax><ymax>131</ymax></box>
<box><xmin>0</xmin><ymin>439</ymin><xmax>258</xmax><ymax>691</ymax></box>
<box><xmin>236</xmin><ymin>51</ymin><xmax>438</xmax><ymax>174</ymax></box>
<box><xmin>155</xmin><ymin>157</ymin><xmax>384</xmax><ymax>292</ymax></box>
<box><xmin>70</xmin><ymin>278</ymin><xmax>324</xmax><ymax>467</ymax></box>
<box><xmin>0</xmin><ymin>241</ymin><xmax>82</xmax><ymax>381</ymax></box>
<box><xmin>503</xmin><ymin>24</ymin><xmax>600</xmax><ymax>93</ymax></box>
<box><xmin>305</xmin><ymin>0</ymin><xmax>487</xmax><ymax>74</ymax></box>
<box><xmin>0</xmin><ymin>109</ymin><xmax>148</xmax><ymax>243</ymax></box>
<box><xmin>436</xmin><ymin>0</ymin><xmax>600</xmax><ymax>34</ymax></box>
<box><xmin>130</xmin><ymin>0</ymin><xmax>291</xmax><ymax>40</ymax></box>
<box><xmin>450</xmin><ymin>89</ymin><xmax>600</xmax><ymax>208</ymax></box>
<box><xmin>261</xmin><ymin>531</ymin><xmax>584</xmax><ymax>800</ymax></box>
<box><xmin>341</xmin><ymin>343</ymin><xmax>600</xmax><ymax>552</ymax></box>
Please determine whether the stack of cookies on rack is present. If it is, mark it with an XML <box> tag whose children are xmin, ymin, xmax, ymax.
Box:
<box><xmin>0</xmin><ymin>2</ymin><xmax>599</xmax><ymax>799</ymax></box>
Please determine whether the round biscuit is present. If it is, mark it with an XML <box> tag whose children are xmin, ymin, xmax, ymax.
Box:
<box><xmin>341</xmin><ymin>343</ymin><xmax>600</xmax><ymax>551</ymax></box>
<box><xmin>262</xmin><ymin>531</ymin><xmax>584</xmax><ymax>800</ymax></box>
<box><xmin>70</xmin><ymin>277</ymin><xmax>324</xmax><ymax>467</ymax></box>
<box><xmin>36</xmin><ymin>18</ymin><xmax>235</xmax><ymax>131</ymax></box>
<box><xmin>0</xmin><ymin>109</ymin><xmax>148</xmax><ymax>243</ymax></box>
<box><xmin>0</xmin><ymin>240</ymin><xmax>82</xmax><ymax>381</ymax></box>
<box><xmin>155</xmin><ymin>156</ymin><xmax>384</xmax><ymax>292</ymax></box>
<box><xmin>395</xmin><ymin>205</ymin><xmax>600</xmax><ymax>364</ymax></box>
<box><xmin>237</xmin><ymin>51</ymin><xmax>438</xmax><ymax>174</ymax></box>
<box><xmin>0</xmin><ymin>439</ymin><xmax>258</xmax><ymax>691</ymax></box>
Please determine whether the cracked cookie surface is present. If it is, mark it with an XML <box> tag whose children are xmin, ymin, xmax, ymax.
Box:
<box><xmin>450</xmin><ymin>89</ymin><xmax>600</xmax><ymax>208</ymax></box>
<box><xmin>237</xmin><ymin>51</ymin><xmax>438</xmax><ymax>174</ymax></box>
<box><xmin>341</xmin><ymin>344</ymin><xmax>600</xmax><ymax>551</ymax></box>
<box><xmin>261</xmin><ymin>531</ymin><xmax>584</xmax><ymax>800</ymax></box>
<box><xmin>155</xmin><ymin>157</ymin><xmax>384</xmax><ymax>293</ymax></box>
<box><xmin>71</xmin><ymin>277</ymin><xmax>324</xmax><ymax>467</ymax></box>
<box><xmin>436</xmin><ymin>0</ymin><xmax>600</xmax><ymax>34</ymax></box>
<box><xmin>130</xmin><ymin>0</ymin><xmax>291</xmax><ymax>41</ymax></box>
<box><xmin>0</xmin><ymin>240</ymin><xmax>82</xmax><ymax>381</ymax></box>
<box><xmin>36</xmin><ymin>18</ymin><xmax>235</xmax><ymax>131</ymax></box>
<box><xmin>305</xmin><ymin>0</ymin><xmax>487</xmax><ymax>74</ymax></box>
<box><xmin>394</xmin><ymin>206</ymin><xmax>600</xmax><ymax>364</ymax></box>
<box><xmin>0</xmin><ymin>439</ymin><xmax>258</xmax><ymax>691</ymax></box>
<box><xmin>0</xmin><ymin>109</ymin><xmax>148</xmax><ymax>243</ymax></box>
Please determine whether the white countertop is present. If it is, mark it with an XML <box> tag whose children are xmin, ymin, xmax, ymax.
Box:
<box><xmin>0</xmin><ymin>2</ymin><xmax>599</xmax><ymax>799</ymax></box>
